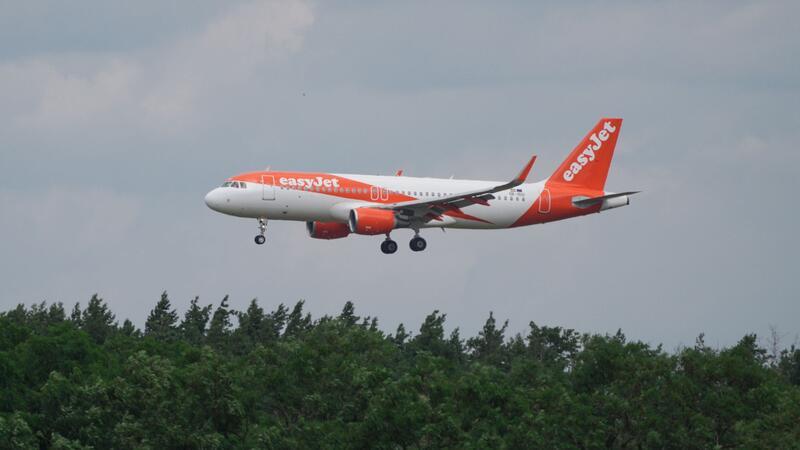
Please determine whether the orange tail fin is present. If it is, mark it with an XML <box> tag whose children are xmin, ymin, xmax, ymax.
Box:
<box><xmin>548</xmin><ymin>118</ymin><xmax>623</xmax><ymax>191</ymax></box>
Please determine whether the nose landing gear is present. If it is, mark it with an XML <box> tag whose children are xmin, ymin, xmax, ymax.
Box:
<box><xmin>254</xmin><ymin>218</ymin><xmax>267</xmax><ymax>245</ymax></box>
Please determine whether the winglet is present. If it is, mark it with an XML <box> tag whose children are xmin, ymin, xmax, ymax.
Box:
<box><xmin>514</xmin><ymin>155</ymin><xmax>537</xmax><ymax>183</ymax></box>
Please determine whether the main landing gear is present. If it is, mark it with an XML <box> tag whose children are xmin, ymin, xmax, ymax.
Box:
<box><xmin>379</xmin><ymin>232</ymin><xmax>427</xmax><ymax>254</ymax></box>
<box><xmin>409</xmin><ymin>233</ymin><xmax>427</xmax><ymax>252</ymax></box>
<box><xmin>380</xmin><ymin>237</ymin><xmax>398</xmax><ymax>254</ymax></box>
<box><xmin>254</xmin><ymin>218</ymin><xmax>267</xmax><ymax>245</ymax></box>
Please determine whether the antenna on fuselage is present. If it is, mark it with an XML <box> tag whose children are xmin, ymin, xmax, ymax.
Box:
<box><xmin>265</xmin><ymin>165</ymin><xmax>271</xmax><ymax>171</ymax></box>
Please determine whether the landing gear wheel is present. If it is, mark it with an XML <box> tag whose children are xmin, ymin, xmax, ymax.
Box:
<box><xmin>409</xmin><ymin>236</ymin><xmax>427</xmax><ymax>252</ymax></box>
<box><xmin>254</xmin><ymin>218</ymin><xmax>267</xmax><ymax>245</ymax></box>
<box><xmin>381</xmin><ymin>239</ymin><xmax>398</xmax><ymax>254</ymax></box>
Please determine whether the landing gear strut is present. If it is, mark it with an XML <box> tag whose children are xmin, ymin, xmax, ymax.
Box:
<box><xmin>409</xmin><ymin>231</ymin><xmax>427</xmax><ymax>252</ymax></box>
<box><xmin>254</xmin><ymin>218</ymin><xmax>267</xmax><ymax>245</ymax></box>
<box><xmin>381</xmin><ymin>235</ymin><xmax>398</xmax><ymax>254</ymax></box>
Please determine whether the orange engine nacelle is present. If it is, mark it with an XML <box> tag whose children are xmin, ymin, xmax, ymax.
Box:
<box><xmin>306</xmin><ymin>221</ymin><xmax>351</xmax><ymax>240</ymax></box>
<box><xmin>348</xmin><ymin>208</ymin><xmax>397</xmax><ymax>235</ymax></box>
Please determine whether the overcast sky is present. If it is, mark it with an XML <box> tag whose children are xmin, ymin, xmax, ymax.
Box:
<box><xmin>1</xmin><ymin>0</ymin><xmax>798</xmax><ymax>350</ymax></box>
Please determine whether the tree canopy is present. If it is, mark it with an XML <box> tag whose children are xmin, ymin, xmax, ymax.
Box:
<box><xmin>0</xmin><ymin>295</ymin><xmax>798</xmax><ymax>449</ymax></box>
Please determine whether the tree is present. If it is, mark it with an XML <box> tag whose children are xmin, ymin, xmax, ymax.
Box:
<box><xmin>235</xmin><ymin>299</ymin><xmax>271</xmax><ymax>351</ymax></box>
<box><xmin>338</xmin><ymin>301</ymin><xmax>359</xmax><ymax>327</ymax></box>
<box><xmin>26</xmin><ymin>301</ymin><xmax>65</xmax><ymax>332</ymax></box>
<box><xmin>2</xmin><ymin>299</ymin><xmax>800</xmax><ymax>448</ymax></box>
<box><xmin>207</xmin><ymin>296</ymin><xmax>233</xmax><ymax>349</ymax></box>
<box><xmin>779</xmin><ymin>345</ymin><xmax>800</xmax><ymax>385</ymax></box>
<box><xmin>48</xmin><ymin>302</ymin><xmax>67</xmax><ymax>324</ymax></box>
<box><xmin>411</xmin><ymin>310</ymin><xmax>448</xmax><ymax>356</ymax></box>
<box><xmin>265</xmin><ymin>303</ymin><xmax>288</xmax><ymax>339</ymax></box>
<box><xmin>0</xmin><ymin>412</ymin><xmax>37</xmax><ymax>449</ymax></box>
<box><xmin>144</xmin><ymin>291</ymin><xmax>179</xmax><ymax>341</ymax></box>
<box><xmin>447</xmin><ymin>328</ymin><xmax>466</xmax><ymax>363</ymax></box>
<box><xmin>119</xmin><ymin>319</ymin><xmax>139</xmax><ymax>337</ymax></box>
<box><xmin>69</xmin><ymin>302</ymin><xmax>82</xmax><ymax>327</ymax></box>
<box><xmin>526</xmin><ymin>321</ymin><xmax>581</xmax><ymax>369</ymax></box>
<box><xmin>390</xmin><ymin>323</ymin><xmax>410</xmax><ymax>347</ymax></box>
<box><xmin>81</xmin><ymin>294</ymin><xmax>115</xmax><ymax>344</ymax></box>
<box><xmin>180</xmin><ymin>296</ymin><xmax>212</xmax><ymax>345</ymax></box>
<box><xmin>467</xmin><ymin>311</ymin><xmax>508</xmax><ymax>366</ymax></box>
<box><xmin>283</xmin><ymin>300</ymin><xmax>311</xmax><ymax>338</ymax></box>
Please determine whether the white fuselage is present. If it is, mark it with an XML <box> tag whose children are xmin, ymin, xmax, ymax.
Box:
<box><xmin>204</xmin><ymin>172</ymin><xmax>545</xmax><ymax>229</ymax></box>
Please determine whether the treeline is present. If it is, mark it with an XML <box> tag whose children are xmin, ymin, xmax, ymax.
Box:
<box><xmin>1</xmin><ymin>294</ymin><xmax>799</xmax><ymax>449</ymax></box>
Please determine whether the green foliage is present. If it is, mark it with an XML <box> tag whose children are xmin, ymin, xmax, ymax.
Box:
<box><xmin>80</xmin><ymin>294</ymin><xmax>116</xmax><ymax>344</ymax></box>
<box><xmin>144</xmin><ymin>291</ymin><xmax>179</xmax><ymax>341</ymax></box>
<box><xmin>180</xmin><ymin>296</ymin><xmax>212</xmax><ymax>345</ymax></box>
<box><xmin>779</xmin><ymin>345</ymin><xmax>800</xmax><ymax>385</ymax></box>
<box><xmin>0</xmin><ymin>412</ymin><xmax>37</xmax><ymax>449</ymax></box>
<box><xmin>207</xmin><ymin>295</ymin><xmax>232</xmax><ymax>351</ymax></box>
<box><xmin>467</xmin><ymin>311</ymin><xmax>508</xmax><ymax>367</ymax></box>
<box><xmin>0</xmin><ymin>299</ymin><xmax>798</xmax><ymax>448</ymax></box>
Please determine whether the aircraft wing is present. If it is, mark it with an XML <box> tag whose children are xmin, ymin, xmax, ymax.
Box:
<box><xmin>376</xmin><ymin>155</ymin><xmax>536</xmax><ymax>223</ymax></box>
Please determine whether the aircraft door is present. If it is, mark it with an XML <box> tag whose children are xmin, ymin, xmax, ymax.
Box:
<box><xmin>538</xmin><ymin>188</ymin><xmax>550</xmax><ymax>213</ymax></box>
<box><xmin>261</xmin><ymin>175</ymin><xmax>276</xmax><ymax>200</ymax></box>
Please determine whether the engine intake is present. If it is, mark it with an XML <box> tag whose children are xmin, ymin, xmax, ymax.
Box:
<box><xmin>306</xmin><ymin>221</ymin><xmax>351</xmax><ymax>240</ymax></box>
<box><xmin>348</xmin><ymin>208</ymin><xmax>399</xmax><ymax>235</ymax></box>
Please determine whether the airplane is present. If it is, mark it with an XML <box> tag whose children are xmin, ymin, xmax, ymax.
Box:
<box><xmin>204</xmin><ymin>118</ymin><xmax>638</xmax><ymax>253</ymax></box>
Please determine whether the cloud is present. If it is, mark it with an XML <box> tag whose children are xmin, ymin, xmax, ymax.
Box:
<box><xmin>0</xmin><ymin>1</ymin><xmax>798</xmax><ymax>350</ymax></box>
<box><xmin>2</xmin><ymin>0</ymin><xmax>314</xmax><ymax>142</ymax></box>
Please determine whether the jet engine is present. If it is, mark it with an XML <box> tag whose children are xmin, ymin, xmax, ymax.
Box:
<box><xmin>348</xmin><ymin>208</ymin><xmax>402</xmax><ymax>235</ymax></box>
<box><xmin>306</xmin><ymin>221</ymin><xmax>351</xmax><ymax>239</ymax></box>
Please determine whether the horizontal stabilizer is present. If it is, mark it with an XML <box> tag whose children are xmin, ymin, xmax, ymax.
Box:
<box><xmin>571</xmin><ymin>191</ymin><xmax>640</xmax><ymax>208</ymax></box>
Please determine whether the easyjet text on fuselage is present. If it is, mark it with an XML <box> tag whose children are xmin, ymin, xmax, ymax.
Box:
<box><xmin>279</xmin><ymin>176</ymin><xmax>341</xmax><ymax>188</ymax></box>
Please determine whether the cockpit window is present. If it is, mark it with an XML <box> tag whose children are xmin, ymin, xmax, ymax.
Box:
<box><xmin>239</xmin><ymin>182</ymin><xmax>247</xmax><ymax>188</ymax></box>
<box><xmin>232</xmin><ymin>181</ymin><xmax>240</xmax><ymax>188</ymax></box>
<box><xmin>222</xmin><ymin>181</ymin><xmax>232</xmax><ymax>187</ymax></box>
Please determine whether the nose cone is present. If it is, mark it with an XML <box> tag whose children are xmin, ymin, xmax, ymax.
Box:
<box><xmin>204</xmin><ymin>188</ymin><xmax>224</xmax><ymax>212</ymax></box>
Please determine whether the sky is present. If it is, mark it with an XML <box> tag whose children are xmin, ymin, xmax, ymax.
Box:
<box><xmin>1</xmin><ymin>0</ymin><xmax>798</xmax><ymax>350</ymax></box>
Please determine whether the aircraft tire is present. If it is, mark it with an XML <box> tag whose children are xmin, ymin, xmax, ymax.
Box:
<box><xmin>381</xmin><ymin>240</ymin><xmax>398</xmax><ymax>254</ymax></box>
<box><xmin>409</xmin><ymin>237</ymin><xmax>427</xmax><ymax>252</ymax></box>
